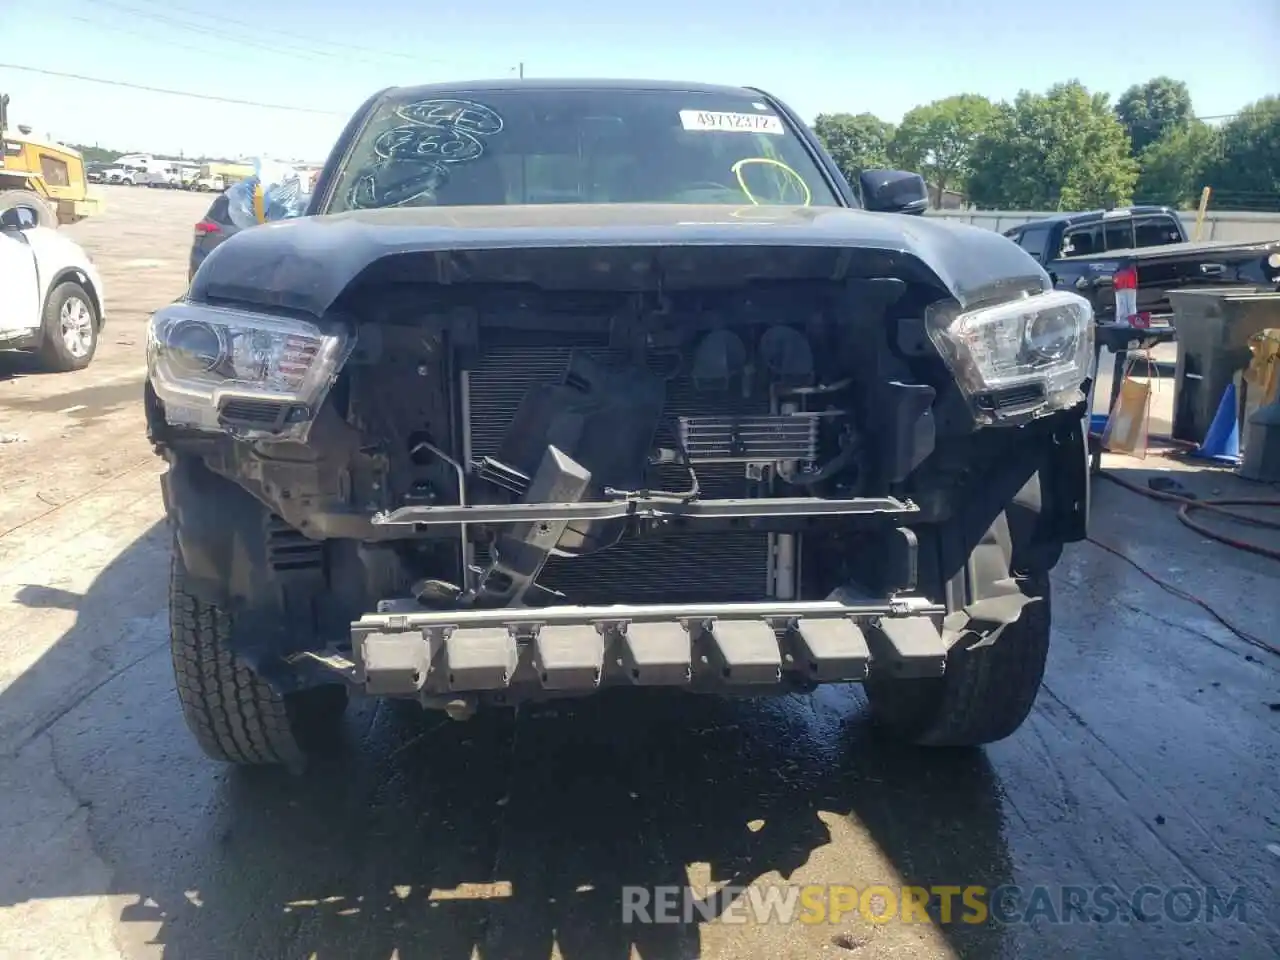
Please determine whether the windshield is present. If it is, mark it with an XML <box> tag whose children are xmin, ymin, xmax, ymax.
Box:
<box><xmin>322</xmin><ymin>87</ymin><xmax>843</xmax><ymax>213</ymax></box>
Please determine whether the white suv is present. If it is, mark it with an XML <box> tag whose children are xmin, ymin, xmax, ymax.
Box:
<box><xmin>0</xmin><ymin>203</ymin><xmax>105</xmax><ymax>371</ymax></box>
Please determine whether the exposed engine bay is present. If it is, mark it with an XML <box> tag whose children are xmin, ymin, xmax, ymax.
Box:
<box><xmin>149</xmin><ymin>229</ymin><xmax>1094</xmax><ymax>714</ymax></box>
<box><xmin>149</xmin><ymin>247</ymin><xmax>1096</xmax><ymax>625</ymax></box>
<box><xmin>301</xmin><ymin>273</ymin><xmax>952</xmax><ymax>616</ymax></box>
<box><xmin>462</xmin><ymin>324</ymin><xmax>845</xmax><ymax>609</ymax></box>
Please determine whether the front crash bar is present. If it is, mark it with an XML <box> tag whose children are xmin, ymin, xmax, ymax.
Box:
<box><xmin>357</xmin><ymin>596</ymin><xmax>941</xmax><ymax>630</ymax></box>
<box><xmin>347</xmin><ymin>596</ymin><xmax>951</xmax><ymax>697</ymax></box>
<box><xmin>371</xmin><ymin>495</ymin><xmax>918</xmax><ymax>527</ymax></box>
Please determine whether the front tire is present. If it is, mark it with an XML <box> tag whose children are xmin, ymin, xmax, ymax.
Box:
<box><xmin>865</xmin><ymin>566</ymin><xmax>1050</xmax><ymax>748</ymax></box>
<box><xmin>169</xmin><ymin>553</ymin><xmax>348</xmax><ymax>767</ymax></box>
<box><xmin>37</xmin><ymin>281</ymin><xmax>98</xmax><ymax>372</ymax></box>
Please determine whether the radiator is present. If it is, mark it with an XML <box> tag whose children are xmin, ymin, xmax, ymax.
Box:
<box><xmin>464</xmin><ymin>329</ymin><xmax>770</xmax><ymax>605</ymax></box>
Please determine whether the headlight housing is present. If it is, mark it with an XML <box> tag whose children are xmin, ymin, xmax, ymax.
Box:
<box><xmin>146</xmin><ymin>301</ymin><xmax>353</xmax><ymax>440</ymax></box>
<box><xmin>926</xmin><ymin>289</ymin><xmax>1094</xmax><ymax>423</ymax></box>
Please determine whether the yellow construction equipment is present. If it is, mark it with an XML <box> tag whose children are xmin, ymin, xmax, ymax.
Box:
<box><xmin>0</xmin><ymin>92</ymin><xmax>104</xmax><ymax>227</ymax></box>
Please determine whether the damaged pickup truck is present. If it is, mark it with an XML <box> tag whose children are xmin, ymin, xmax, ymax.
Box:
<box><xmin>145</xmin><ymin>79</ymin><xmax>1092</xmax><ymax>767</ymax></box>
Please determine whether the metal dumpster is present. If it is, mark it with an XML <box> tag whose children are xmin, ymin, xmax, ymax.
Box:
<box><xmin>1168</xmin><ymin>288</ymin><xmax>1280</xmax><ymax>446</ymax></box>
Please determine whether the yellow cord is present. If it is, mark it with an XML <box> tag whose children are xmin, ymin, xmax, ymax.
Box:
<box><xmin>252</xmin><ymin>182</ymin><xmax>266</xmax><ymax>223</ymax></box>
<box><xmin>731</xmin><ymin>158</ymin><xmax>811</xmax><ymax>207</ymax></box>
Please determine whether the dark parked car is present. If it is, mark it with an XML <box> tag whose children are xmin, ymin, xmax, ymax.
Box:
<box><xmin>187</xmin><ymin>192</ymin><xmax>239</xmax><ymax>281</ymax></box>
<box><xmin>146</xmin><ymin>79</ymin><xmax>1092</xmax><ymax>768</ymax></box>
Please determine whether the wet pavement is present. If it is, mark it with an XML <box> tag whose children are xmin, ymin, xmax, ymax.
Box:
<box><xmin>0</xmin><ymin>187</ymin><xmax>1277</xmax><ymax>960</ymax></box>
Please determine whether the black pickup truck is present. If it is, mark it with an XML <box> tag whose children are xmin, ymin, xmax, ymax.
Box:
<box><xmin>150</xmin><ymin>78</ymin><xmax>1095</xmax><ymax>769</ymax></box>
<box><xmin>1003</xmin><ymin>206</ymin><xmax>1280</xmax><ymax>329</ymax></box>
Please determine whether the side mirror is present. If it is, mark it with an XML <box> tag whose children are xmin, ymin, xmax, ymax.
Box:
<box><xmin>0</xmin><ymin>206</ymin><xmax>34</xmax><ymax>231</ymax></box>
<box><xmin>859</xmin><ymin>169</ymin><xmax>930</xmax><ymax>215</ymax></box>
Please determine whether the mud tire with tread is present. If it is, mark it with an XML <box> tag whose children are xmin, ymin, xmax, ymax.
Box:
<box><xmin>169</xmin><ymin>554</ymin><xmax>348</xmax><ymax>767</ymax></box>
<box><xmin>866</xmin><ymin>562</ymin><xmax>1050</xmax><ymax>747</ymax></box>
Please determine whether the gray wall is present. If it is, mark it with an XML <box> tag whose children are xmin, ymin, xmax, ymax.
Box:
<box><xmin>923</xmin><ymin>209</ymin><xmax>1280</xmax><ymax>243</ymax></box>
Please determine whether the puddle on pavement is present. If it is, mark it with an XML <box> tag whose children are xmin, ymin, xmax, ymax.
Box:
<box><xmin>0</xmin><ymin>379</ymin><xmax>143</xmax><ymax>420</ymax></box>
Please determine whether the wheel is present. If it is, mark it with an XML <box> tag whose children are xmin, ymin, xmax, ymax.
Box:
<box><xmin>169</xmin><ymin>550</ymin><xmax>349</xmax><ymax>767</ymax></box>
<box><xmin>37</xmin><ymin>281</ymin><xmax>99</xmax><ymax>372</ymax></box>
<box><xmin>865</xmin><ymin>528</ymin><xmax>1051</xmax><ymax>748</ymax></box>
<box><xmin>0</xmin><ymin>188</ymin><xmax>57</xmax><ymax>228</ymax></box>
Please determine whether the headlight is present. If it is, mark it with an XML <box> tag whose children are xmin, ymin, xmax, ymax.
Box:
<box><xmin>146</xmin><ymin>301</ymin><xmax>353</xmax><ymax>440</ymax></box>
<box><xmin>926</xmin><ymin>289</ymin><xmax>1094</xmax><ymax>422</ymax></box>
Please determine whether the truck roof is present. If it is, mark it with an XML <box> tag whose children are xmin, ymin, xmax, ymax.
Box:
<box><xmin>1048</xmin><ymin>237</ymin><xmax>1277</xmax><ymax>262</ymax></box>
<box><xmin>1006</xmin><ymin>205</ymin><xmax>1181</xmax><ymax>233</ymax></box>
<box><xmin>385</xmin><ymin>78</ymin><xmax>768</xmax><ymax>100</ymax></box>
<box><xmin>4</xmin><ymin>130</ymin><xmax>83</xmax><ymax>158</ymax></box>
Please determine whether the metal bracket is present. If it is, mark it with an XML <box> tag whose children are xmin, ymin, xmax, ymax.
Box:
<box><xmin>372</xmin><ymin>495</ymin><xmax>919</xmax><ymax>527</ymax></box>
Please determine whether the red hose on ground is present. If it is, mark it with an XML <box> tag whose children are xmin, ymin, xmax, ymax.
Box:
<box><xmin>1083</xmin><ymin>431</ymin><xmax>1280</xmax><ymax>656</ymax></box>
<box><xmin>1088</xmin><ymin>431</ymin><xmax>1280</xmax><ymax>561</ymax></box>
<box><xmin>1083</xmin><ymin>531</ymin><xmax>1280</xmax><ymax>658</ymax></box>
<box><xmin>1097</xmin><ymin>469</ymin><xmax>1280</xmax><ymax>562</ymax></box>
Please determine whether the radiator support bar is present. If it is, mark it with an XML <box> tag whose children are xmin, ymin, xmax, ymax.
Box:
<box><xmin>372</xmin><ymin>495</ymin><xmax>917</xmax><ymax>527</ymax></box>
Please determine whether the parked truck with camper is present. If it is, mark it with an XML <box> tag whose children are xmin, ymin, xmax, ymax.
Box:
<box><xmin>152</xmin><ymin>79</ymin><xmax>1094</xmax><ymax>768</ymax></box>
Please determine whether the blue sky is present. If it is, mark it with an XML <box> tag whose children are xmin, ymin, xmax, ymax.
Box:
<box><xmin>2</xmin><ymin>0</ymin><xmax>1277</xmax><ymax>160</ymax></box>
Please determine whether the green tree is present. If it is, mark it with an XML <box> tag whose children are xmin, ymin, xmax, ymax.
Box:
<box><xmin>1134</xmin><ymin>120</ymin><xmax>1219</xmax><ymax>207</ymax></box>
<box><xmin>889</xmin><ymin>94</ymin><xmax>998</xmax><ymax>206</ymax></box>
<box><xmin>967</xmin><ymin>81</ymin><xmax>1138</xmax><ymax>210</ymax></box>
<box><xmin>811</xmin><ymin>112</ymin><xmax>895</xmax><ymax>185</ymax></box>
<box><xmin>67</xmin><ymin>143</ymin><xmax>124</xmax><ymax>164</ymax></box>
<box><xmin>1115</xmin><ymin>77</ymin><xmax>1194</xmax><ymax>154</ymax></box>
<box><xmin>1202</xmin><ymin>96</ymin><xmax>1280</xmax><ymax>210</ymax></box>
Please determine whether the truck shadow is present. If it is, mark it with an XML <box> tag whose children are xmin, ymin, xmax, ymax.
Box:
<box><xmin>0</xmin><ymin>521</ymin><xmax>1016</xmax><ymax>960</ymax></box>
<box><xmin>146</xmin><ymin>700</ymin><xmax>1015</xmax><ymax>959</ymax></box>
<box><xmin>0</xmin><ymin>351</ymin><xmax>43</xmax><ymax>384</ymax></box>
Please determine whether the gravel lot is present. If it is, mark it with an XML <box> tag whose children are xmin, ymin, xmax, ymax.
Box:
<box><xmin>0</xmin><ymin>185</ymin><xmax>1276</xmax><ymax>960</ymax></box>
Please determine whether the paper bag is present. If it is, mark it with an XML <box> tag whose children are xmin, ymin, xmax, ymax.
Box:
<box><xmin>1244</xmin><ymin>330</ymin><xmax>1280</xmax><ymax>405</ymax></box>
<box><xmin>1101</xmin><ymin>372</ymin><xmax>1151</xmax><ymax>457</ymax></box>
<box><xmin>1241</xmin><ymin>330</ymin><xmax>1279</xmax><ymax>427</ymax></box>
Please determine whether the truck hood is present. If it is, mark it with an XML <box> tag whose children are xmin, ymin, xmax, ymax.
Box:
<box><xmin>188</xmin><ymin>203</ymin><xmax>1050</xmax><ymax>317</ymax></box>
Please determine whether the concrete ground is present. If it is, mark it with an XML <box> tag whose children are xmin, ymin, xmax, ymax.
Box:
<box><xmin>0</xmin><ymin>186</ymin><xmax>1277</xmax><ymax>960</ymax></box>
